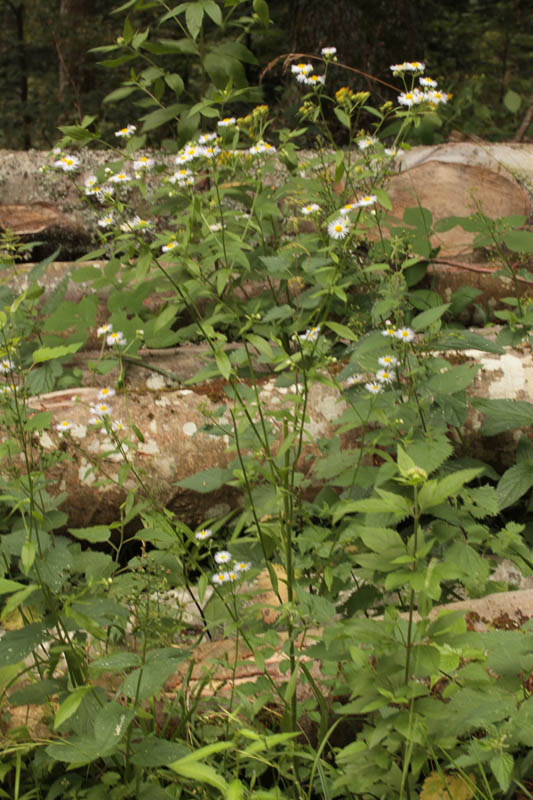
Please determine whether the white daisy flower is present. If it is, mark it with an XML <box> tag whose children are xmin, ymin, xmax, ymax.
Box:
<box><xmin>90</xmin><ymin>402</ymin><xmax>112</xmax><ymax>417</ymax></box>
<box><xmin>357</xmin><ymin>136</ymin><xmax>378</xmax><ymax>150</ymax></box>
<box><xmin>108</xmin><ymin>172</ymin><xmax>132</xmax><ymax>183</ymax></box>
<box><xmin>365</xmin><ymin>381</ymin><xmax>382</xmax><ymax>394</ymax></box>
<box><xmin>168</xmin><ymin>168</ymin><xmax>194</xmax><ymax>186</ymax></box>
<box><xmin>424</xmin><ymin>90</ymin><xmax>449</xmax><ymax>105</ymax></box>
<box><xmin>199</xmin><ymin>132</ymin><xmax>217</xmax><ymax>144</ymax></box>
<box><xmin>381</xmin><ymin>324</ymin><xmax>396</xmax><ymax>337</ymax></box>
<box><xmin>0</xmin><ymin>358</ymin><xmax>15</xmax><ymax>373</ymax></box>
<box><xmin>376</xmin><ymin>368</ymin><xmax>396</xmax><ymax>383</ymax></box>
<box><xmin>98</xmin><ymin>387</ymin><xmax>116</xmax><ymax>400</ymax></box>
<box><xmin>291</xmin><ymin>62</ymin><xmax>313</xmax><ymax>76</ymax></box>
<box><xmin>214</xmin><ymin>550</ymin><xmax>232</xmax><ymax>565</ymax></box>
<box><xmin>129</xmin><ymin>216</ymin><xmax>152</xmax><ymax>230</ymax></box>
<box><xmin>302</xmin><ymin>74</ymin><xmax>325</xmax><ymax>87</ymax></box>
<box><xmin>301</xmin><ymin>203</ymin><xmax>320</xmax><ymax>215</ymax></box>
<box><xmin>161</xmin><ymin>240</ymin><xmax>178</xmax><ymax>253</ymax></box>
<box><xmin>56</xmin><ymin>420</ymin><xmax>72</xmax><ymax>432</ymax></box>
<box><xmin>111</xmin><ymin>420</ymin><xmax>127</xmax><ymax>432</ymax></box>
<box><xmin>300</xmin><ymin>326</ymin><xmax>320</xmax><ymax>342</ymax></box>
<box><xmin>97</xmin><ymin>323</ymin><xmax>113</xmax><ymax>336</ymax></box>
<box><xmin>321</xmin><ymin>47</ymin><xmax>337</xmax><ymax>57</ymax></box>
<box><xmin>217</xmin><ymin>117</ymin><xmax>236</xmax><ymax>127</ymax></box>
<box><xmin>106</xmin><ymin>331</ymin><xmax>126</xmax><ymax>347</ymax></box>
<box><xmin>202</xmin><ymin>145</ymin><xmax>221</xmax><ymax>158</ymax></box>
<box><xmin>84</xmin><ymin>175</ymin><xmax>100</xmax><ymax>195</ymax></box>
<box><xmin>384</xmin><ymin>147</ymin><xmax>399</xmax><ymax>157</ymax></box>
<box><xmin>115</xmin><ymin>124</ymin><xmax>136</xmax><ymax>138</ymax></box>
<box><xmin>212</xmin><ymin>572</ymin><xmax>229</xmax><ymax>585</ymax></box>
<box><xmin>234</xmin><ymin>561</ymin><xmax>251</xmax><ymax>572</ymax></box>
<box><xmin>133</xmin><ymin>156</ymin><xmax>154</xmax><ymax>171</ymax></box>
<box><xmin>226</xmin><ymin>570</ymin><xmax>239</xmax><ymax>582</ymax></box>
<box><xmin>248</xmin><ymin>140</ymin><xmax>276</xmax><ymax>154</ymax></box>
<box><xmin>340</xmin><ymin>203</ymin><xmax>356</xmax><ymax>216</ymax></box>
<box><xmin>328</xmin><ymin>218</ymin><xmax>350</xmax><ymax>239</ymax></box>
<box><xmin>378</xmin><ymin>355</ymin><xmax>399</xmax><ymax>367</ymax></box>
<box><xmin>419</xmin><ymin>76</ymin><xmax>438</xmax><ymax>88</ymax></box>
<box><xmin>395</xmin><ymin>327</ymin><xmax>415</xmax><ymax>342</ymax></box>
<box><xmin>398</xmin><ymin>90</ymin><xmax>424</xmax><ymax>107</ymax></box>
<box><xmin>390</xmin><ymin>61</ymin><xmax>425</xmax><ymax>73</ymax></box>
<box><xmin>356</xmin><ymin>195</ymin><xmax>377</xmax><ymax>208</ymax></box>
<box><xmin>195</xmin><ymin>528</ymin><xmax>213</xmax><ymax>541</ymax></box>
<box><xmin>54</xmin><ymin>155</ymin><xmax>80</xmax><ymax>172</ymax></box>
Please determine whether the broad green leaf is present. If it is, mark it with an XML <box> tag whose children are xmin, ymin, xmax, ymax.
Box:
<box><xmin>1</xmin><ymin>585</ymin><xmax>37</xmax><ymax>622</ymax></box>
<box><xmin>89</xmin><ymin>652</ymin><xmax>142</xmax><ymax>674</ymax></box>
<box><xmin>324</xmin><ymin>321</ymin><xmax>358</xmax><ymax>341</ymax></box>
<box><xmin>168</xmin><ymin>761</ymin><xmax>228</xmax><ymax>793</ymax></box>
<box><xmin>0</xmin><ymin>578</ymin><xmax>25</xmax><ymax>595</ymax></box>
<box><xmin>54</xmin><ymin>686</ymin><xmax>91</xmax><ymax>730</ymax></box>
<box><xmin>403</xmin><ymin>206</ymin><xmax>433</xmax><ymax>231</ymax></box>
<box><xmin>120</xmin><ymin>660</ymin><xmax>179</xmax><ymax>700</ymax></box>
<box><xmin>374</xmin><ymin>187</ymin><xmax>392</xmax><ymax>211</ymax></box>
<box><xmin>186</xmin><ymin>2</ymin><xmax>204</xmax><ymax>39</ymax></box>
<box><xmin>497</xmin><ymin>463</ymin><xmax>533</xmax><ymax>509</ymax></box>
<box><xmin>226</xmin><ymin>780</ymin><xmax>245</xmax><ymax>800</ymax></box>
<box><xmin>427</xmin><ymin>363</ymin><xmax>478</xmax><ymax>394</ymax></box>
<box><xmin>490</xmin><ymin>752</ymin><xmax>514</xmax><ymax>793</ymax></box>
<box><xmin>418</xmin><ymin>468</ymin><xmax>481</xmax><ymax>511</ymax></box>
<box><xmin>9</xmin><ymin>679</ymin><xmax>62</xmax><ymax>707</ymax></box>
<box><xmin>130</xmin><ymin>735</ymin><xmax>189</xmax><ymax>766</ymax></box>
<box><xmin>359</xmin><ymin>527</ymin><xmax>405</xmax><ymax>554</ymax></box>
<box><xmin>93</xmin><ymin>702</ymin><xmax>134</xmax><ymax>746</ymax></box>
<box><xmin>504</xmin><ymin>89</ymin><xmax>521</xmax><ymax>113</ymax></box>
<box><xmin>215</xmin><ymin>349</ymin><xmax>232</xmax><ymax>379</ymax></box>
<box><xmin>32</xmin><ymin>342</ymin><xmax>83</xmax><ymax>363</ymax></box>
<box><xmin>503</xmin><ymin>230</ymin><xmax>533</xmax><ymax>253</ymax></box>
<box><xmin>140</xmin><ymin>103</ymin><xmax>184</xmax><ymax>132</ymax></box>
<box><xmin>474</xmin><ymin>398</ymin><xmax>533</xmax><ymax>435</ymax></box>
<box><xmin>68</xmin><ymin>526</ymin><xmax>111</xmax><ymax>543</ymax></box>
<box><xmin>411</xmin><ymin>303</ymin><xmax>450</xmax><ymax>331</ymax></box>
<box><xmin>253</xmin><ymin>0</ymin><xmax>270</xmax><ymax>26</ymax></box>
<box><xmin>178</xmin><ymin>466</ymin><xmax>232</xmax><ymax>493</ymax></box>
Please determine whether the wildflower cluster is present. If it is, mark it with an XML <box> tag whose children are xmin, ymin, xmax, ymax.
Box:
<box><xmin>212</xmin><ymin>550</ymin><xmax>252</xmax><ymax>585</ymax></box>
<box><xmin>291</xmin><ymin>61</ymin><xmax>325</xmax><ymax>88</ymax></box>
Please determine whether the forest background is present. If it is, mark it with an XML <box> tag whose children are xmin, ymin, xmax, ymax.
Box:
<box><xmin>0</xmin><ymin>0</ymin><xmax>532</xmax><ymax>152</ymax></box>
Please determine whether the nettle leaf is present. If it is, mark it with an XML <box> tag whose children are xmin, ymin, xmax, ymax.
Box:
<box><xmin>418</xmin><ymin>468</ymin><xmax>481</xmax><ymax>511</ymax></box>
<box><xmin>359</xmin><ymin>527</ymin><xmax>405</xmax><ymax>554</ymax></box>
<box><xmin>406</xmin><ymin>436</ymin><xmax>453</xmax><ymax>475</ymax></box>
<box><xmin>178</xmin><ymin>467</ymin><xmax>232</xmax><ymax>493</ymax></box>
<box><xmin>474</xmin><ymin>398</ymin><xmax>533</xmax><ymax>435</ymax></box>
<box><xmin>427</xmin><ymin>363</ymin><xmax>479</xmax><ymax>394</ymax></box>
<box><xmin>497</xmin><ymin>463</ymin><xmax>533</xmax><ymax>509</ymax></box>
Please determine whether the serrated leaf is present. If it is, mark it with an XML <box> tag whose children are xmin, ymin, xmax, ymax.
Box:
<box><xmin>474</xmin><ymin>398</ymin><xmax>533</xmax><ymax>435</ymax></box>
<box><xmin>497</xmin><ymin>463</ymin><xmax>533</xmax><ymax>509</ymax></box>
<box><xmin>490</xmin><ymin>752</ymin><xmax>514</xmax><ymax>793</ymax></box>
<box><xmin>33</xmin><ymin>342</ymin><xmax>83</xmax><ymax>363</ymax></box>
<box><xmin>428</xmin><ymin>363</ymin><xmax>478</xmax><ymax>394</ymax></box>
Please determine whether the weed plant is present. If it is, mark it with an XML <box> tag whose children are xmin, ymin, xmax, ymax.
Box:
<box><xmin>1</xmin><ymin>18</ymin><xmax>533</xmax><ymax>800</ymax></box>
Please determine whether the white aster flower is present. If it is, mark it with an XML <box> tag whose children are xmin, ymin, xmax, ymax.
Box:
<box><xmin>376</xmin><ymin>368</ymin><xmax>396</xmax><ymax>383</ymax></box>
<box><xmin>214</xmin><ymin>550</ymin><xmax>232</xmax><ymax>565</ymax></box>
<box><xmin>390</xmin><ymin>61</ymin><xmax>425</xmax><ymax>73</ymax></box>
<box><xmin>56</xmin><ymin>420</ymin><xmax>72</xmax><ymax>432</ymax></box>
<box><xmin>115</xmin><ymin>124</ymin><xmax>136</xmax><ymax>138</ymax></box>
<box><xmin>133</xmin><ymin>156</ymin><xmax>154</xmax><ymax>171</ymax></box>
<box><xmin>106</xmin><ymin>331</ymin><xmax>126</xmax><ymax>347</ymax></box>
<box><xmin>356</xmin><ymin>194</ymin><xmax>377</xmax><ymax>208</ymax></box>
<box><xmin>202</xmin><ymin>145</ymin><xmax>221</xmax><ymax>158</ymax></box>
<box><xmin>226</xmin><ymin>570</ymin><xmax>239</xmax><ymax>582</ymax></box>
<box><xmin>395</xmin><ymin>327</ymin><xmax>415</xmax><ymax>342</ymax></box>
<box><xmin>291</xmin><ymin>62</ymin><xmax>313</xmax><ymax>76</ymax></box>
<box><xmin>161</xmin><ymin>240</ymin><xmax>178</xmax><ymax>253</ymax></box>
<box><xmin>328</xmin><ymin>218</ymin><xmax>350</xmax><ymax>239</ymax></box>
<box><xmin>91</xmin><ymin>402</ymin><xmax>112</xmax><ymax>417</ymax></box>
<box><xmin>0</xmin><ymin>358</ymin><xmax>15</xmax><ymax>373</ymax></box>
<box><xmin>217</xmin><ymin>117</ymin><xmax>236</xmax><ymax>128</ymax></box>
<box><xmin>378</xmin><ymin>355</ymin><xmax>399</xmax><ymax>367</ymax></box>
<box><xmin>300</xmin><ymin>325</ymin><xmax>320</xmax><ymax>343</ymax></box>
<box><xmin>198</xmin><ymin>132</ymin><xmax>217</xmax><ymax>144</ymax></box>
<box><xmin>195</xmin><ymin>528</ymin><xmax>213</xmax><ymax>541</ymax></box>
<box><xmin>129</xmin><ymin>215</ymin><xmax>152</xmax><ymax>230</ymax></box>
<box><xmin>398</xmin><ymin>90</ymin><xmax>424</xmax><ymax>107</ymax></box>
<box><xmin>84</xmin><ymin>175</ymin><xmax>100</xmax><ymax>195</ymax></box>
<box><xmin>54</xmin><ymin>155</ymin><xmax>80</xmax><ymax>172</ymax></box>
<box><xmin>381</xmin><ymin>323</ymin><xmax>396</xmax><ymax>337</ymax></box>
<box><xmin>212</xmin><ymin>572</ymin><xmax>229</xmax><ymax>585</ymax></box>
<box><xmin>111</xmin><ymin>419</ymin><xmax>127</xmax><ymax>432</ymax></box>
<box><xmin>357</xmin><ymin>136</ymin><xmax>378</xmax><ymax>150</ymax></box>
<box><xmin>97</xmin><ymin>323</ymin><xmax>113</xmax><ymax>336</ymax></box>
<box><xmin>419</xmin><ymin>76</ymin><xmax>438</xmax><ymax>88</ymax></box>
<box><xmin>321</xmin><ymin>47</ymin><xmax>337</xmax><ymax>57</ymax></box>
<box><xmin>234</xmin><ymin>561</ymin><xmax>251</xmax><ymax>572</ymax></box>
<box><xmin>340</xmin><ymin>203</ymin><xmax>356</xmax><ymax>216</ymax></box>
<box><xmin>384</xmin><ymin>147</ymin><xmax>399</xmax><ymax>158</ymax></box>
<box><xmin>302</xmin><ymin>74</ymin><xmax>325</xmax><ymax>87</ymax></box>
<box><xmin>98</xmin><ymin>387</ymin><xmax>116</xmax><ymax>400</ymax></box>
<box><xmin>108</xmin><ymin>172</ymin><xmax>132</xmax><ymax>183</ymax></box>
<box><xmin>365</xmin><ymin>381</ymin><xmax>382</xmax><ymax>394</ymax></box>
<box><xmin>168</xmin><ymin>168</ymin><xmax>194</xmax><ymax>186</ymax></box>
<box><xmin>248</xmin><ymin>140</ymin><xmax>276</xmax><ymax>154</ymax></box>
<box><xmin>424</xmin><ymin>89</ymin><xmax>449</xmax><ymax>105</ymax></box>
<box><xmin>301</xmin><ymin>203</ymin><xmax>320</xmax><ymax>215</ymax></box>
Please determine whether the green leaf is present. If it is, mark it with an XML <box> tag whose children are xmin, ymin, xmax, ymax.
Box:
<box><xmin>497</xmin><ymin>463</ymin><xmax>533</xmax><ymax>509</ymax></box>
<box><xmin>54</xmin><ymin>687</ymin><xmax>91</xmax><ymax>730</ymax></box>
<box><xmin>427</xmin><ymin>363</ymin><xmax>479</xmax><ymax>394</ymax></box>
<box><xmin>334</xmin><ymin>108</ymin><xmax>351</xmax><ymax>129</ymax></box>
<box><xmin>178</xmin><ymin>466</ymin><xmax>232</xmax><ymax>493</ymax></box>
<box><xmin>215</xmin><ymin>349</ymin><xmax>232</xmax><ymax>379</ymax></box>
<box><xmin>504</xmin><ymin>89</ymin><xmax>521</xmax><ymax>113</ymax></box>
<box><xmin>32</xmin><ymin>342</ymin><xmax>83</xmax><ymax>363</ymax></box>
<box><xmin>68</xmin><ymin>526</ymin><xmax>112</xmax><ymax>543</ymax></box>
<box><xmin>437</xmin><ymin>331</ymin><xmax>503</xmax><ymax>355</ymax></box>
<box><xmin>165</xmin><ymin>73</ymin><xmax>185</xmax><ymax>95</ymax></box>
<box><xmin>359</xmin><ymin>527</ymin><xmax>406</xmax><ymax>554</ymax></box>
<box><xmin>120</xmin><ymin>660</ymin><xmax>179</xmax><ymax>700</ymax></box>
<box><xmin>89</xmin><ymin>652</ymin><xmax>142</xmax><ymax>674</ymax></box>
<box><xmin>186</xmin><ymin>2</ymin><xmax>204</xmax><ymax>39</ymax></box>
<box><xmin>474</xmin><ymin>398</ymin><xmax>533</xmax><ymax>435</ymax></box>
<box><xmin>0</xmin><ymin>578</ymin><xmax>26</xmax><ymax>595</ymax></box>
<box><xmin>403</xmin><ymin>206</ymin><xmax>433</xmax><ymax>231</ymax></box>
<box><xmin>418</xmin><ymin>468</ymin><xmax>481</xmax><ymax>511</ymax></box>
<box><xmin>103</xmin><ymin>85</ymin><xmax>137</xmax><ymax>103</ymax></box>
<box><xmin>26</xmin><ymin>411</ymin><xmax>51</xmax><ymax>432</ymax></box>
<box><xmin>324</xmin><ymin>321</ymin><xmax>358</xmax><ymax>341</ymax></box>
<box><xmin>411</xmin><ymin>303</ymin><xmax>450</xmax><ymax>331</ymax></box>
<box><xmin>374</xmin><ymin>187</ymin><xmax>392</xmax><ymax>211</ymax></box>
<box><xmin>93</xmin><ymin>702</ymin><xmax>134</xmax><ymax>747</ymax></box>
<box><xmin>169</xmin><ymin>761</ymin><xmax>229</xmax><ymax>793</ymax></box>
<box><xmin>203</xmin><ymin>0</ymin><xmax>222</xmax><ymax>25</ymax></box>
<box><xmin>490</xmin><ymin>752</ymin><xmax>514</xmax><ymax>793</ymax></box>
<box><xmin>1</xmin><ymin>585</ymin><xmax>37</xmax><ymax>622</ymax></box>
<box><xmin>253</xmin><ymin>0</ymin><xmax>270</xmax><ymax>26</ymax></box>
<box><xmin>130</xmin><ymin>735</ymin><xmax>189</xmax><ymax>766</ymax></box>
<box><xmin>140</xmin><ymin>103</ymin><xmax>183</xmax><ymax>132</ymax></box>
<box><xmin>503</xmin><ymin>230</ymin><xmax>533</xmax><ymax>253</ymax></box>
